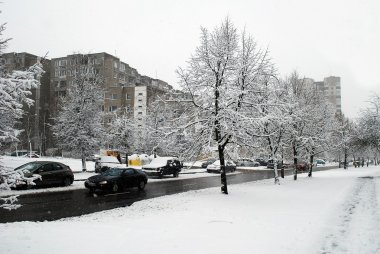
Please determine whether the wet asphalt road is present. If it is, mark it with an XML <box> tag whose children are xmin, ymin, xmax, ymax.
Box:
<box><xmin>0</xmin><ymin>166</ymin><xmax>336</xmax><ymax>223</ymax></box>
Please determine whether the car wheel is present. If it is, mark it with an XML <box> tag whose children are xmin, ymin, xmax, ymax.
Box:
<box><xmin>62</xmin><ymin>177</ymin><xmax>71</xmax><ymax>187</ymax></box>
<box><xmin>112</xmin><ymin>183</ymin><xmax>119</xmax><ymax>192</ymax></box>
<box><xmin>138</xmin><ymin>180</ymin><xmax>146</xmax><ymax>190</ymax></box>
<box><xmin>159</xmin><ymin>171</ymin><xmax>164</xmax><ymax>179</ymax></box>
<box><xmin>173</xmin><ymin>171</ymin><xmax>179</xmax><ymax>178</ymax></box>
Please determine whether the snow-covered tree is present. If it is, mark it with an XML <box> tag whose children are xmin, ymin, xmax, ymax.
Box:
<box><xmin>254</xmin><ymin>77</ymin><xmax>292</xmax><ymax>184</ymax></box>
<box><xmin>331</xmin><ymin>115</ymin><xmax>356</xmax><ymax>169</ymax></box>
<box><xmin>353</xmin><ymin>94</ymin><xmax>380</xmax><ymax>164</ymax></box>
<box><xmin>0</xmin><ymin>21</ymin><xmax>44</xmax><ymax>209</ymax></box>
<box><xmin>52</xmin><ymin>54</ymin><xmax>104</xmax><ymax>171</ymax></box>
<box><xmin>281</xmin><ymin>72</ymin><xmax>332</xmax><ymax>180</ymax></box>
<box><xmin>106</xmin><ymin>107</ymin><xmax>135</xmax><ymax>156</ymax></box>
<box><xmin>176</xmin><ymin>18</ymin><xmax>274</xmax><ymax>193</ymax></box>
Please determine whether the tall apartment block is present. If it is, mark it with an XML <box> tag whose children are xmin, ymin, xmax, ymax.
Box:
<box><xmin>306</xmin><ymin>76</ymin><xmax>342</xmax><ymax>114</ymax></box>
<box><xmin>323</xmin><ymin>76</ymin><xmax>341</xmax><ymax>114</ymax></box>
<box><xmin>50</xmin><ymin>52</ymin><xmax>173</xmax><ymax>127</ymax></box>
<box><xmin>1</xmin><ymin>52</ymin><xmax>51</xmax><ymax>152</ymax></box>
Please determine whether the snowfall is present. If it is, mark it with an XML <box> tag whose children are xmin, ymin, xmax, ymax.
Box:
<box><xmin>1</xmin><ymin>157</ymin><xmax>380</xmax><ymax>254</ymax></box>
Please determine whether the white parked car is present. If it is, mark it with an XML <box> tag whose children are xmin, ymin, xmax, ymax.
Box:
<box><xmin>95</xmin><ymin>156</ymin><xmax>124</xmax><ymax>173</ymax></box>
<box><xmin>207</xmin><ymin>160</ymin><xmax>236</xmax><ymax>173</ymax></box>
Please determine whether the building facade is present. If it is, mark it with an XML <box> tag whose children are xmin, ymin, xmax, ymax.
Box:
<box><xmin>50</xmin><ymin>52</ymin><xmax>173</xmax><ymax>131</ymax></box>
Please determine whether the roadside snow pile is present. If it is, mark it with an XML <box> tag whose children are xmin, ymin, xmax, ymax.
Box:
<box><xmin>0</xmin><ymin>156</ymin><xmax>95</xmax><ymax>172</ymax></box>
<box><xmin>1</xmin><ymin>166</ymin><xmax>380</xmax><ymax>254</ymax></box>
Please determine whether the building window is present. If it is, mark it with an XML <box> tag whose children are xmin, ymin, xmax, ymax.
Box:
<box><xmin>59</xmin><ymin>60</ymin><xmax>66</xmax><ymax>66</ymax></box>
<box><xmin>138</xmin><ymin>93</ymin><xmax>143</xmax><ymax>96</ymax></box>
<box><xmin>100</xmin><ymin>105</ymin><xmax>104</xmax><ymax>111</ymax></box>
<box><xmin>126</xmin><ymin>94</ymin><xmax>131</xmax><ymax>100</ymax></box>
<box><xmin>138</xmin><ymin>99</ymin><xmax>142</xmax><ymax>102</ymax></box>
<box><xmin>138</xmin><ymin>112</ymin><xmax>142</xmax><ymax>115</ymax></box>
<box><xmin>138</xmin><ymin>105</ymin><xmax>142</xmax><ymax>108</ymax></box>
<box><xmin>114</xmin><ymin>61</ymin><xmax>118</xmax><ymax>69</ymax></box>
<box><xmin>109</xmin><ymin>106</ymin><xmax>118</xmax><ymax>112</ymax></box>
<box><xmin>114</xmin><ymin>73</ymin><xmax>117</xmax><ymax>79</ymax></box>
<box><xmin>111</xmin><ymin>94</ymin><xmax>118</xmax><ymax>100</ymax></box>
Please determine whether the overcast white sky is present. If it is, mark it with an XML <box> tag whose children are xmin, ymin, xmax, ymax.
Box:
<box><xmin>2</xmin><ymin>0</ymin><xmax>380</xmax><ymax>119</ymax></box>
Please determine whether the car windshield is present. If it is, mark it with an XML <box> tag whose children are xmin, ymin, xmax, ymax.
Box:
<box><xmin>102</xmin><ymin>168</ymin><xmax>124</xmax><ymax>176</ymax></box>
<box><xmin>15</xmin><ymin>162</ymin><xmax>41</xmax><ymax>173</ymax></box>
<box><xmin>14</xmin><ymin>162</ymin><xmax>41</xmax><ymax>173</ymax></box>
<box><xmin>212</xmin><ymin>160</ymin><xmax>221</xmax><ymax>166</ymax></box>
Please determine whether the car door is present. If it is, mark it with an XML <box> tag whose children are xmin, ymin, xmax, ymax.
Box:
<box><xmin>37</xmin><ymin>163</ymin><xmax>55</xmax><ymax>185</ymax></box>
<box><xmin>121</xmin><ymin>169</ymin><xmax>137</xmax><ymax>188</ymax></box>
<box><xmin>225</xmin><ymin>161</ymin><xmax>231</xmax><ymax>172</ymax></box>
<box><xmin>166</xmin><ymin>160</ymin><xmax>173</xmax><ymax>174</ymax></box>
<box><xmin>51</xmin><ymin>163</ymin><xmax>67</xmax><ymax>185</ymax></box>
<box><xmin>226</xmin><ymin>161</ymin><xmax>235</xmax><ymax>172</ymax></box>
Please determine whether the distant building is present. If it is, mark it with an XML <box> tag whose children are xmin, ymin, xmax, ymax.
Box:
<box><xmin>323</xmin><ymin>76</ymin><xmax>341</xmax><ymax>114</ymax></box>
<box><xmin>303</xmin><ymin>76</ymin><xmax>342</xmax><ymax>114</ymax></box>
<box><xmin>1</xmin><ymin>52</ymin><xmax>51</xmax><ymax>152</ymax></box>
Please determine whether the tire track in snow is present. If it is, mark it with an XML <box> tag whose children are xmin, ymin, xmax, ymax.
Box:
<box><xmin>320</xmin><ymin>176</ymin><xmax>380</xmax><ymax>254</ymax></box>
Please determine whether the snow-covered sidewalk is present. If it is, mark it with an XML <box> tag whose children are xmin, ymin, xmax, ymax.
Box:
<box><xmin>1</xmin><ymin>166</ymin><xmax>380</xmax><ymax>254</ymax></box>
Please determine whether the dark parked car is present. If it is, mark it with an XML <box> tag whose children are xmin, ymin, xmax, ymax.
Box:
<box><xmin>13</xmin><ymin>161</ymin><xmax>74</xmax><ymax>189</ymax></box>
<box><xmin>201</xmin><ymin>159</ymin><xmax>217</xmax><ymax>168</ymax></box>
<box><xmin>142</xmin><ymin>157</ymin><xmax>182</xmax><ymax>178</ymax></box>
<box><xmin>297</xmin><ymin>161</ymin><xmax>310</xmax><ymax>172</ymax></box>
<box><xmin>85</xmin><ymin>167</ymin><xmax>148</xmax><ymax>193</ymax></box>
<box><xmin>207</xmin><ymin>160</ymin><xmax>236</xmax><ymax>173</ymax></box>
<box><xmin>255</xmin><ymin>158</ymin><xmax>268</xmax><ymax>166</ymax></box>
<box><xmin>235</xmin><ymin>159</ymin><xmax>260</xmax><ymax>167</ymax></box>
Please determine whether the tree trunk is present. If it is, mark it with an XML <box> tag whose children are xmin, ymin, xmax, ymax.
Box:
<box><xmin>338</xmin><ymin>154</ymin><xmax>341</xmax><ymax>168</ymax></box>
<box><xmin>344</xmin><ymin>147</ymin><xmax>348</xmax><ymax>170</ymax></box>
<box><xmin>293</xmin><ymin>144</ymin><xmax>298</xmax><ymax>180</ymax></box>
<box><xmin>274</xmin><ymin>159</ymin><xmax>280</xmax><ymax>185</ymax></box>
<box><xmin>218</xmin><ymin>144</ymin><xmax>228</xmax><ymax>194</ymax></box>
<box><xmin>308</xmin><ymin>153</ymin><xmax>314</xmax><ymax>177</ymax></box>
<box><xmin>81</xmin><ymin>147</ymin><xmax>87</xmax><ymax>172</ymax></box>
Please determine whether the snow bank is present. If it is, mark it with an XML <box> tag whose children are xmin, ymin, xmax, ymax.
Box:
<box><xmin>0</xmin><ymin>156</ymin><xmax>96</xmax><ymax>172</ymax></box>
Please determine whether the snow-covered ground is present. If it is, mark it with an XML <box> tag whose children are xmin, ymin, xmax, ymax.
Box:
<box><xmin>1</xmin><ymin>166</ymin><xmax>380</xmax><ymax>254</ymax></box>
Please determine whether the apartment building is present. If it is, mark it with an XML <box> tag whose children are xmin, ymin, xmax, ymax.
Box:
<box><xmin>304</xmin><ymin>76</ymin><xmax>342</xmax><ymax>115</ymax></box>
<box><xmin>50</xmin><ymin>52</ymin><xmax>173</xmax><ymax>125</ymax></box>
<box><xmin>1</xmin><ymin>52</ymin><xmax>51</xmax><ymax>152</ymax></box>
<box><xmin>323</xmin><ymin>76</ymin><xmax>341</xmax><ymax>114</ymax></box>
